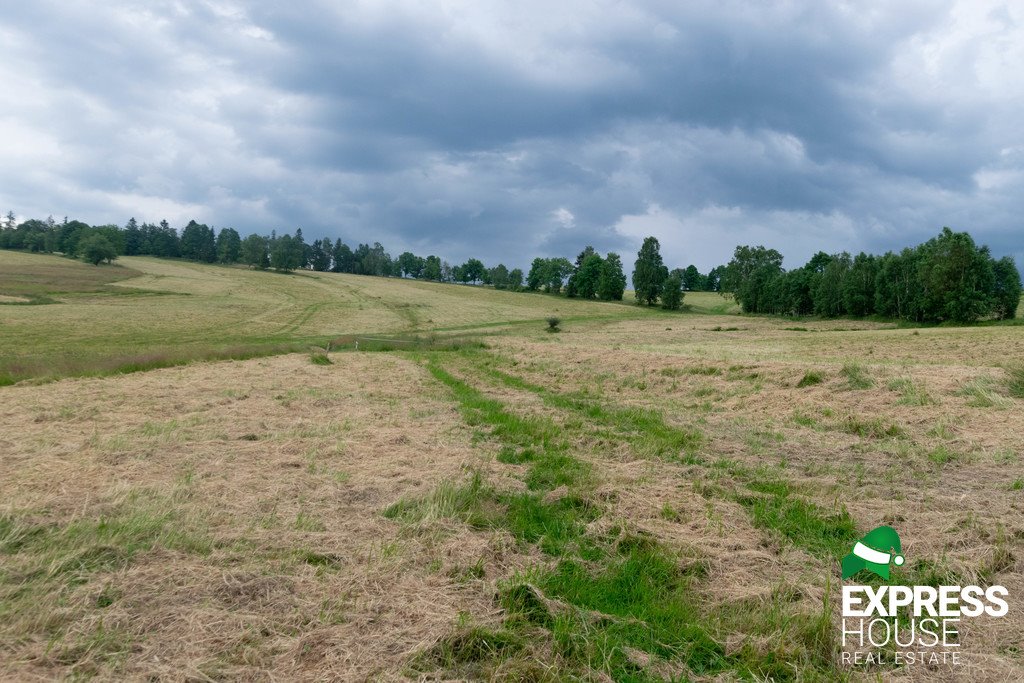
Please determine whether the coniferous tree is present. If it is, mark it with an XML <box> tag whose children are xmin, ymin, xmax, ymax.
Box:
<box><xmin>216</xmin><ymin>227</ymin><xmax>242</xmax><ymax>264</ymax></box>
<box><xmin>124</xmin><ymin>217</ymin><xmax>142</xmax><ymax>255</ymax></box>
<box><xmin>180</xmin><ymin>220</ymin><xmax>216</xmax><ymax>262</ymax></box>
<box><xmin>308</xmin><ymin>238</ymin><xmax>332</xmax><ymax>271</ymax></box>
<box><xmin>331</xmin><ymin>240</ymin><xmax>355</xmax><ymax>273</ymax></box>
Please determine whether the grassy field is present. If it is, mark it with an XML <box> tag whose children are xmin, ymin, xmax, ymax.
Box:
<box><xmin>0</xmin><ymin>252</ymin><xmax>644</xmax><ymax>385</ymax></box>
<box><xmin>1</xmin><ymin>251</ymin><xmax>1023</xmax><ymax>681</ymax></box>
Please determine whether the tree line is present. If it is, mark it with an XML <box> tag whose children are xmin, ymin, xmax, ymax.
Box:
<box><xmin>1</xmin><ymin>211</ymin><xmax>1018</xmax><ymax>322</ymax></box>
<box><xmin>720</xmin><ymin>227</ymin><xmax>1021</xmax><ymax>323</ymax></box>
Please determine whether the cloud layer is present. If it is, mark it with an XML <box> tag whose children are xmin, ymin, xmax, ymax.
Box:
<box><xmin>2</xmin><ymin>0</ymin><xmax>1022</xmax><ymax>270</ymax></box>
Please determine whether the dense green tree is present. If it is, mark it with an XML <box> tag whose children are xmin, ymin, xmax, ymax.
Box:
<box><xmin>294</xmin><ymin>228</ymin><xmax>310</xmax><ymax>269</ymax></box>
<box><xmin>682</xmin><ymin>265</ymin><xmax>704</xmax><ymax>291</ymax></box>
<box><xmin>180</xmin><ymin>220</ymin><xmax>216</xmax><ymax>262</ymax></box>
<box><xmin>545</xmin><ymin>257</ymin><xmax>573</xmax><ymax>293</ymax></box>
<box><xmin>705</xmin><ymin>266</ymin><xmax>724</xmax><ymax>292</ymax></box>
<box><xmin>842</xmin><ymin>252</ymin><xmax>877</xmax><ymax>316</ymax></box>
<box><xmin>422</xmin><ymin>255</ymin><xmax>442</xmax><ymax>281</ymax></box>
<box><xmin>874</xmin><ymin>248</ymin><xmax>922</xmax><ymax>321</ymax></box>
<box><xmin>565</xmin><ymin>246</ymin><xmax>596</xmax><ymax>297</ymax></box>
<box><xmin>306</xmin><ymin>238</ymin><xmax>330</xmax><ymax>271</ymax></box>
<box><xmin>397</xmin><ymin>251</ymin><xmax>424</xmax><ymax>278</ymax></box>
<box><xmin>357</xmin><ymin>242</ymin><xmax>391</xmax><ymax>276</ymax></box>
<box><xmin>723</xmin><ymin>245</ymin><xmax>784</xmax><ymax>313</ymax></box>
<box><xmin>805</xmin><ymin>251</ymin><xmax>833</xmax><ymax>274</ymax></box>
<box><xmin>137</xmin><ymin>220</ymin><xmax>179</xmax><ymax>258</ymax></box>
<box><xmin>632</xmin><ymin>237</ymin><xmax>668</xmax><ymax>305</ymax></box>
<box><xmin>812</xmin><ymin>253</ymin><xmax>851</xmax><ymax>317</ymax></box>
<box><xmin>217</xmin><ymin>227</ymin><xmax>242</xmax><ymax>264</ymax></box>
<box><xmin>508</xmin><ymin>267</ymin><xmax>524</xmax><ymax>291</ymax></box>
<box><xmin>661</xmin><ymin>273</ymin><xmax>684</xmax><ymax>310</ymax></box>
<box><xmin>915</xmin><ymin>228</ymin><xmax>995</xmax><ymax>323</ymax></box>
<box><xmin>991</xmin><ymin>256</ymin><xmax>1022</xmax><ymax>320</ymax></box>
<box><xmin>124</xmin><ymin>217</ymin><xmax>142</xmax><ymax>255</ymax></box>
<box><xmin>597</xmin><ymin>252</ymin><xmax>627</xmax><ymax>301</ymax></box>
<box><xmin>79</xmin><ymin>234</ymin><xmax>118</xmax><ymax>265</ymax></box>
<box><xmin>572</xmin><ymin>253</ymin><xmax>604</xmax><ymax>299</ymax></box>
<box><xmin>781</xmin><ymin>268</ymin><xmax>815</xmax><ymax>316</ymax></box>
<box><xmin>526</xmin><ymin>257</ymin><xmax>547</xmax><ymax>291</ymax></box>
<box><xmin>270</xmin><ymin>233</ymin><xmax>304</xmax><ymax>272</ymax></box>
<box><xmin>459</xmin><ymin>258</ymin><xmax>486</xmax><ymax>284</ymax></box>
<box><xmin>240</xmin><ymin>234</ymin><xmax>269</xmax><ymax>269</ymax></box>
<box><xmin>490</xmin><ymin>263</ymin><xmax>510</xmax><ymax>289</ymax></box>
<box><xmin>331</xmin><ymin>240</ymin><xmax>355</xmax><ymax>273</ymax></box>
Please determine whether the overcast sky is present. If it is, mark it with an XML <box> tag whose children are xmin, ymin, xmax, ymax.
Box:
<box><xmin>2</xmin><ymin>1</ymin><xmax>1022</xmax><ymax>270</ymax></box>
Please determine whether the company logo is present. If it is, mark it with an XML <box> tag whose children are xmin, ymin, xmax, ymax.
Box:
<box><xmin>838</xmin><ymin>523</ymin><xmax>1009</xmax><ymax>668</ymax></box>
<box><xmin>841</xmin><ymin>525</ymin><xmax>905</xmax><ymax>580</ymax></box>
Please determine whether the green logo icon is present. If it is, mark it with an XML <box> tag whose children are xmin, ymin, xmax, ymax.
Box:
<box><xmin>842</xmin><ymin>525</ymin><xmax>905</xmax><ymax>580</ymax></box>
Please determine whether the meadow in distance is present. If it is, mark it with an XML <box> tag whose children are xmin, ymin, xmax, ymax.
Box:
<box><xmin>1</xmin><ymin>248</ymin><xmax>1023</xmax><ymax>681</ymax></box>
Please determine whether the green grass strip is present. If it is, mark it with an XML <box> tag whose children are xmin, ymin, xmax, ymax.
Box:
<box><xmin>472</xmin><ymin>359</ymin><xmax>704</xmax><ymax>462</ymax></box>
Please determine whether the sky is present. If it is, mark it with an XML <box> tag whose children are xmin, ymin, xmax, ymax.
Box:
<box><xmin>2</xmin><ymin>0</ymin><xmax>1023</xmax><ymax>271</ymax></box>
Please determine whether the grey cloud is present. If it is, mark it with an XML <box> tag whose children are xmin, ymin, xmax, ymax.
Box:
<box><xmin>0</xmin><ymin>0</ymin><xmax>1021</xmax><ymax>273</ymax></box>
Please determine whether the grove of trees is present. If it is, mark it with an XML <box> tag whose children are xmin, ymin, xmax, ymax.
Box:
<box><xmin>1</xmin><ymin>212</ymin><xmax>1018</xmax><ymax>323</ymax></box>
<box><xmin>721</xmin><ymin>227</ymin><xmax>1021</xmax><ymax>323</ymax></box>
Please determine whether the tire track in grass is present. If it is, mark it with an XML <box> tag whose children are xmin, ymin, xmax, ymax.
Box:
<box><xmin>470</xmin><ymin>353</ymin><xmax>861</xmax><ymax>564</ymax></box>
<box><xmin>390</xmin><ymin>353</ymin><xmax>845</xmax><ymax>681</ymax></box>
<box><xmin>472</xmin><ymin>353</ymin><xmax>996</xmax><ymax>676</ymax></box>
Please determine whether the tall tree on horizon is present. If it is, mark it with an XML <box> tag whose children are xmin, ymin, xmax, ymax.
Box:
<box><xmin>632</xmin><ymin>236</ymin><xmax>668</xmax><ymax>306</ymax></box>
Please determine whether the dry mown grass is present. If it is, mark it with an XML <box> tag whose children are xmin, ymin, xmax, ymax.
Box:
<box><xmin>0</xmin><ymin>353</ymin><xmax>536</xmax><ymax>680</ymax></box>
<box><xmin>475</xmin><ymin>320</ymin><xmax>1023</xmax><ymax>680</ymax></box>
<box><xmin>2</xmin><ymin>261</ymin><xmax>1022</xmax><ymax>680</ymax></box>
<box><xmin>0</xmin><ymin>251</ymin><xmax>634</xmax><ymax>385</ymax></box>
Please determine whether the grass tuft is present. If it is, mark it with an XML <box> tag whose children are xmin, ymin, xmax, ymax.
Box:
<box><xmin>796</xmin><ymin>371</ymin><xmax>823</xmax><ymax>388</ymax></box>
<box><xmin>1004</xmin><ymin>366</ymin><xmax>1024</xmax><ymax>399</ymax></box>
<box><xmin>957</xmin><ymin>377</ymin><xmax>1013</xmax><ymax>408</ymax></box>
<box><xmin>887</xmin><ymin>377</ymin><xmax>936</xmax><ymax>405</ymax></box>
<box><xmin>839</xmin><ymin>416</ymin><xmax>905</xmax><ymax>439</ymax></box>
<box><xmin>840</xmin><ymin>363</ymin><xmax>873</xmax><ymax>390</ymax></box>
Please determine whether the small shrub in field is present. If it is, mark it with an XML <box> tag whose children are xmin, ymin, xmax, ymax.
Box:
<box><xmin>309</xmin><ymin>352</ymin><xmax>332</xmax><ymax>365</ymax></box>
<box><xmin>841</xmin><ymin>363</ymin><xmax>873</xmax><ymax>389</ymax></box>
<box><xmin>797</xmin><ymin>371</ymin><xmax>823</xmax><ymax>388</ymax></box>
<box><xmin>545</xmin><ymin>316</ymin><xmax>561</xmax><ymax>332</ymax></box>
<box><xmin>1011</xmin><ymin>479</ymin><xmax>1023</xmax><ymax>491</ymax></box>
